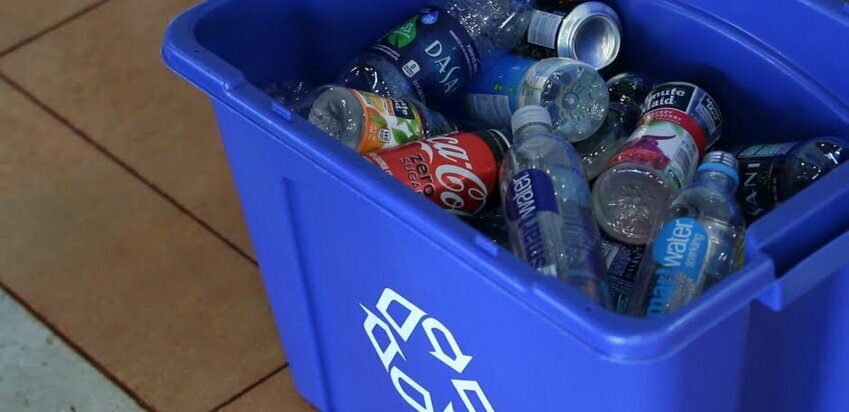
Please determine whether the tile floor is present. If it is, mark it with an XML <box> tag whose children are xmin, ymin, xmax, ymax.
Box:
<box><xmin>0</xmin><ymin>289</ymin><xmax>141</xmax><ymax>411</ymax></box>
<box><xmin>0</xmin><ymin>0</ymin><xmax>313</xmax><ymax>410</ymax></box>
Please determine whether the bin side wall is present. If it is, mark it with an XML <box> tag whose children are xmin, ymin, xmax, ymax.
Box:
<box><xmin>212</xmin><ymin>103</ymin><xmax>753</xmax><ymax>412</ymax></box>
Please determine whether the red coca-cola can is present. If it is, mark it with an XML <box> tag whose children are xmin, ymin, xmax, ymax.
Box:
<box><xmin>364</xmin><ymin>130</ymin><xmax>511</xmax><ymax>216</ymax></box>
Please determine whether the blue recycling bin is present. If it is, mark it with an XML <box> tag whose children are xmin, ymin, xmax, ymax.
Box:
<box><xmin>162</xmin><ymin>0</ymin><xmax>849</xmax><ymax>410</ymax></box>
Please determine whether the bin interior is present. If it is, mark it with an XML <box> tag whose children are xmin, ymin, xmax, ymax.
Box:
<box><xmin>191</xmin><ymin>0</ymin><xmax>849</xmax><ymax>271</ymax></box>
<box><xmin>195</xmin><ymin>0</ymin><xmax>849</xmax><ymax>141</ymax></box>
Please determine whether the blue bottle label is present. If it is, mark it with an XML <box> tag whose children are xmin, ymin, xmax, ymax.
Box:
<box><xmin>506</xmin><ymin>169</ymin><xmax>559</xmax><ymax>221</ymax></box>
<box><xmin>371</xmin><ymin>8</ymin><xmax>480</xmax><ymax>105</ymax></box>
<box><xmin>645</xmin><ymin>217</ymin><xmax>708</xmax><ymax>317</ymax></box>
<box><xmin>465</xmin><ymin>54</ymin><xmax>536</xmax><ymax>128</ymax></box>
<box><xmin>601</xmin><ymin>239</ymin><xmax>644</xmax><ymax>313</ymax></box>
<box><xmin>505</xmin><ymin>169</ymin><xmax>559</xmax><ymax>274</ymax></box>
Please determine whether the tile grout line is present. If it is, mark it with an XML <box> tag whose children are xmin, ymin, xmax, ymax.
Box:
<box><xmin>1</xmin><ymin>4</ymin><xmax>278</xmax><ymax>411</ymax></box>
<box><xmin>0</xmin><ymin>73</ymin><xmax>258</xmax><ymax>267</ymax></box>
<box><xmin>209</xmin><ymin>363</ymin><xmax>289</xmax><ymax>411</ymax></box>
<box><xmin>0</xmin><ymin>281</ymin><xmax>157</xmax><ymax>411</ymax></box>
<box><xmin>0</xmin><ymin>0</ymin><xmax>115</xmax><ymax>59</ymax></box>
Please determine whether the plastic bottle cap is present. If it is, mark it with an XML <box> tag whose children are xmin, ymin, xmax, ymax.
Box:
<box><xmin>699</xmin><ymin>151</ymin><xmax>740</xmax><ymax>185</ymax></box>
<box><xmin>512</xmin><ymin>105</ymin><xmax>553</xmax><ymax>134</ymax></box>
<box><xmin>702</xmin><ymin>151</ymin><xmax>738</xmax><ymax>170</ymax></box>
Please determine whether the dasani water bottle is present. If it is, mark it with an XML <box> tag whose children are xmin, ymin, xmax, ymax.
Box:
<box><xmin>341</xmin><ymin>0</ymin><xmax>534</xmax><ymax>105</ymax></box>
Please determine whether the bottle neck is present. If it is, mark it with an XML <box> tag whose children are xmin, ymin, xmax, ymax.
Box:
<box><xmin>694</xmin><ymin>169</ymin><xmax>737</xmax><ymax>193</ymax></box>
<box><xmin>514</xmin><ymin>122</ymin><xmax>555</xmax><ymax>141</ymax></box>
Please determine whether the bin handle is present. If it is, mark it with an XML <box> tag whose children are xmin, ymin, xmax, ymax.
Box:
<box><xmin>746</xmin><ymin>160</ymin><xmax>849</xmax><ymax>274</ymax></box>
<box><xmin>161</xmin><ymin>0</ymin><xmax>246</xmax><ymax>99</ymax></box>
<box><xmin>758</xmin><ymin>228</ymin><xmax>849</xmax><ymax>311</ymax></box>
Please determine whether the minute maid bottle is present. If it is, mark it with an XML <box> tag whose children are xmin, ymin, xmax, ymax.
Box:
<box><xmin>464</xmin><ymin>54</ymin><xmax>609</xmax><ymax>143</ymax></box>
<box><xmin>341</xmin><ymin>1</ymin><xmax>534</xmax><ymax>105</ymax></box>
<box><xmin>593</xmin><ymin>82</ymin><xmax>723</xmax><ymax>246</ymax></box>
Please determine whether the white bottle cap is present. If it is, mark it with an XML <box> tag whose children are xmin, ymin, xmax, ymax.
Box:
<box><xmin>512</xmin><ymin>105</ymin><xmax>553</xmax><ymax>134</ymax></box>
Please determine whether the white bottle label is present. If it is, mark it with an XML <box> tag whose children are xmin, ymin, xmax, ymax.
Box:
<box><xmin>527</xmin><ymin>10</ymin><xmax>562</xmax><ymax>50</ymax></box>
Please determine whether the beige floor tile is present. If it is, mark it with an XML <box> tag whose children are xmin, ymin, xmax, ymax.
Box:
<box><xmin>0</xmin><ymin>0</ymin><xmax>100</xmax><ymax>52</ymax></box>
<box><xmin>0</xmin><ymin>0</ymin><xmax>253</xmax><ymax>256</ymax></box>
<box><xmin>222</xmin><ymin>369</ymin><xmax>316</xmax><ymax>412</ymax></box>
<box><xmin>0</xmin><ymin>80</ymin><xmax>284</xmax><ymax>411</ymax></box>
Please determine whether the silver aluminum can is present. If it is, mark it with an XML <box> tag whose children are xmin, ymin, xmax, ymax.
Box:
<box><xmin>526</xmin><ymin>2</ymin><xmax>622</xmax><ymax>70</ymax></box>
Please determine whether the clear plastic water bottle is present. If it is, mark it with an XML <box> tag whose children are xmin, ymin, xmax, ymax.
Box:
<box><xmin>295</xmin><ymin>85</ymin><xmax>454</xmax><ymax>154</ymax></box>
<box><xmin>593</xmin><ymin>82</ymin><xmax>723</xmax><ymax>245</ymax></box>
<box><xmin>501</xmin><ymin>105</ymin><xmax>610</xmax><ymax>306</ymax></box>
<box><xmin>574</xmin><ymin>72</ymin><xmax>658</xmax><ymax>179</ymax></box>
<box><xmin>341</xmin><ymin>0</ymin><xmax>534</xmax><ymax>105</ymax></box>
<box><xmin>734</xmin><ymin>138</ymin><xmax>847</xmax><ymax>223</ymax></box>
<box><xmin>628</xmin><ymin>151</ymin><xmax>746</xmax><ymax>317</ymax></box>
<box><xmin>465</xmin><ymin>55</ymin><xmax>608</xmax><ymax>142</ymax></box>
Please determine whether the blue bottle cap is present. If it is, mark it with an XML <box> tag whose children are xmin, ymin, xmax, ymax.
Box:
<box><xmin>698</xmin><ymin>151</ymin><xmax>739</xmax><ymax>186</ymax></box>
